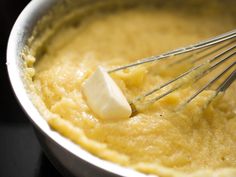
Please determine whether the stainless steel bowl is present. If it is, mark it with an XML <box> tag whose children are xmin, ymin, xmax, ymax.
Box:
<box><xmin>7</xmin><ymin>0</ymin><xmax>236</xmax><ymax>177</ymax></box>
<box><xmin>6</xmin><ymin>0</ymin><xmax>148</xmax><ymax>177</ymax></box>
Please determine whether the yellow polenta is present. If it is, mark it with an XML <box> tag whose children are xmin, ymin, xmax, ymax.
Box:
<box><xmin>28</xmin><ymin>4</ymin><xmax>236</xmax><ymax>177</ymax></box>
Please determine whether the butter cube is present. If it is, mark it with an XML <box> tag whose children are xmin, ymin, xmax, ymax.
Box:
<box><xmin>82</xmin><ymin>66</ymin><xmax>132</xmax><ymax>120</ymax></box>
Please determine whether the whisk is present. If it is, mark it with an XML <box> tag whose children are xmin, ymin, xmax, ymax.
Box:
<box><xmin>109</xmin><ymin>29</ymin><xmax>236</xmax><ymax>113</ymax></box>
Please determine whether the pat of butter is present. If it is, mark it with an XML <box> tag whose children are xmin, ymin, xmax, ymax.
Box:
<box><xmin>82</xmin><ymin>66</ymin><xmax>132</xmax><ymax>120</ymax></box>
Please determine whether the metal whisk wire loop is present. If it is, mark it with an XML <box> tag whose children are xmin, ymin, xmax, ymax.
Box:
<box><xmin>109</xmin><ymin>29</ymin><xmax>236</xmax><ymax>110</ymax></box>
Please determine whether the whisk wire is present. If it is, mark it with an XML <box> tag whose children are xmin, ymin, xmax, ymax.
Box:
<box><xmin>217</xmin><ymin>69</ymin><xmax>236</xmax><ymax>93</ymax></box>
<box><xmin>109</xmin><ymin>29</ymin><xmax>236</xmax><ymax>111</ymax></box>
<box><xmin>169</xmin><ymin>39</ymin><xmax>236</xmax><ymax>66</ymax></box>
<box><xmin>109</xmin><ymin>29</ymin><xmax>236</xmax><ymax>73</ymax></box>
<box><xmin>202</xmin><ymin>69</ymin><xmax>236</xmax><ymax>109</ymax></box>
<box><xmin>140</xmin><ymin>52</ymin><xmax>236</xmax><ymax>107</ymax></box>
<box><xmin>133</xmin><ymin>45</ymin><xmax>236</xmax><ymax>105</ymax></box>
<box><xmin>183</xmin><ymin>61</ymin><xmax>236</xmax><ymax>105</ymax></box>
<box><xmin>191</xmin><ymin>40</ymin><xmax>236</xmax><ymax>64</ymax></box>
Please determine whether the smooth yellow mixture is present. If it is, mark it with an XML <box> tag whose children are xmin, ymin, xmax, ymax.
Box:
<box><xmin>29</xmin><ymin>5</ymin><xmax>236</xmax><ymax>177</ymax></box>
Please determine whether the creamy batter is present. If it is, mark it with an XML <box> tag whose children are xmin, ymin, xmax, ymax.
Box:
<box><xmin>26</xmin><ymin>4</ymin><xmax>236</xmax><ymax>177</ymax></box>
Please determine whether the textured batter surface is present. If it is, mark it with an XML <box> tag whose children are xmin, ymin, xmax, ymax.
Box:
<box><xmin>29</xmin><ymin>5</ymin><xmax>236</xmax><ymax>177</ymax></box>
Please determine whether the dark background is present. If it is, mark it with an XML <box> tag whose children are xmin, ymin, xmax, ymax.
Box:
<box><xmin>0</xmin><ymin>0</ymin><xmax>62</xmax><ymax>177</ymax></box>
